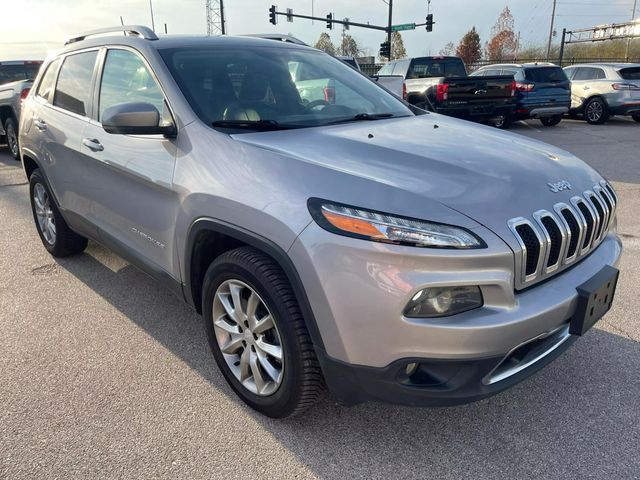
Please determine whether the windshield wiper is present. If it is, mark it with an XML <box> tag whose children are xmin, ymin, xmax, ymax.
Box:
<box><xmin>323</xmin><ymin>112</ymin><xmax>403</xmax><ymax>126</ymax></box>
<box><xmin>211</xmin><ymin>119</ymin><xmax>301</xmax><ymax>131</ymax></box>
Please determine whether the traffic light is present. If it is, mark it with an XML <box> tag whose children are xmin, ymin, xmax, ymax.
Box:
<box><xmin>379</xmin><ymin>41</ymin><xmax>390</xmax><ymax>59</ymax></box>
<box><xmin>326</xmin><ymin>13</ymin><xmax>333</xmax><ymax>29</ymax></box>
<box><xmin>269</xmin><ymin>5</ymin><xmax>277</xmax><ymax>25</ymax></box>
<box><xmin>426</xmin><ymin>13</ymin><xmax>434</xmax><ymax>32</ymax></box>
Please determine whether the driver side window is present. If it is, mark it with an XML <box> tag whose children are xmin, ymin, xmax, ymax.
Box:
<box><xmin>99</xmin><ymin>49</ymin><xmax>168</xmax><ymax>123</ymax></box>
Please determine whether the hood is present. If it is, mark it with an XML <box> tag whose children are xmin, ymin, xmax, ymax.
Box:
<box><xmin>232</xmin><ymin>114</ymin><xmax>603</xmax><ymax>248</ymax></box>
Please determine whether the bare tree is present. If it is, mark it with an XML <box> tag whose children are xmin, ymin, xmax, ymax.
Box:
<box><xmin>338</xmin><ymin>34</ymin><xmax>361</xmax><ymax>57</ymax></box>
<box><xmin>439</xmin><ymin>41</ymin><xmax>456</xmax><ymax>56</ymax></box>
<box><xmin>314</xmin><ymin>32</ymin><xmax>336</xmax><ymax>55</ymax></box>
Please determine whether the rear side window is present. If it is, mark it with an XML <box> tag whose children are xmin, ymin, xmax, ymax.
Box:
<box><xmin>619</xmin><ymin>67</ymin><xmax>640</xmax><ymax>80</ymax></box>
<box><xmin>36</xmin><ymin>59</ymin><xmax>60</xmax><ymax>102</ymax></box>
<box><xmin>99</xmin><ymin>49</ymin><xmax>166</xmax><ymax>121</ymax></box>
<box><xmin>53</xmin><ymin>51</ymin><xmax>98</xmax><ymax>116</ymax></box>
<box><xmin>524</xmin><ymin>67</ymin><xmax>568</xmax><ymax>82</ymax></box>
<box><xmin>0</xmin><ymin>62</ymin><xmax>42</xmax><ymax>86</ymax></box>
<box><xmin>570</xmin><ymin>67</ymin><xmax>604</xmax><ymax>81</ymax></box>
<box><xmin>376</xmin><ymin>63</ymin><xmax>394</xmax><ymax>76</ymax></box>
<box><xmin>392</xmin><ymin>60</ymin><xmax>410</xmax><ymax>76</ymax></box>
<box><xmin>407</xmin><ymin>59</ymin><xmax>466</xmax><ymax>79</ymax></box>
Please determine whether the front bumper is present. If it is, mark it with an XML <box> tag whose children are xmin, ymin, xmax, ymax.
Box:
<box><xmin>289</xmin><ymin>223</ymin><xmax>622</xmax><ymax>406</ymax></box>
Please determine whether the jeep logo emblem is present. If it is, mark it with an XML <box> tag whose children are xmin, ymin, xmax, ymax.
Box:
<box><xmin>548</xmin><ymin>180</ymin><xmax>572</xmax><ymax>193</ymax></box>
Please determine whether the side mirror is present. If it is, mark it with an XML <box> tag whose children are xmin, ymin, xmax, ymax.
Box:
<box><xmin>102</xmin><ymin>102</ymin><xmax>176</xmax><ymax>136</ymax></box>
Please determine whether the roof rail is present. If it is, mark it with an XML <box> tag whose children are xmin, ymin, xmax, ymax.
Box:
<box><xmin>65</xmin><ymin>25</ymin><xmax>158</xmax><ymax>45</ymax></box>
<box><xmin>242</xmin><ymin>34</ymin><xmax>308</xmax><ymax>46</ymax></box>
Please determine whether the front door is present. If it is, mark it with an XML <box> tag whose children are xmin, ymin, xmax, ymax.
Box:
<box><xmin>79</xmin><ymin>47</ymin><xmax>180</xmax><ymax>280</ymax></box>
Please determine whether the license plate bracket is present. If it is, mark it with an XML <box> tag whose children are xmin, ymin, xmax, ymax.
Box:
<box><xmin>570</xmin><ymin>265</ymin><xmax>619</xmax><ymax>336</ymax></box>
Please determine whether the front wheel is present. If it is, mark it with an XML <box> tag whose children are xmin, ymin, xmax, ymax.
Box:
<box><xmin>29</xmin><ymin>169</ymin><xmax>88</xmax><ymax>256</ymax></box>
<box><xmin>4</xmin><ymin>117</ymin><xmax>19</xmax><ymax>160</ymax></box>
<box><xmin>202</xmin><ymin>246</ymin><xmax>323</xmax><ymax>418</ymax></box>
<box><xmin>584</xmin><ymin>97</ymin><xmax>608</xmax><ymax>125</ymax></box>
<box><xmin>540</xmin><ymin>115</ymin><xmax>562</xmax><ymax>127</ymax></box>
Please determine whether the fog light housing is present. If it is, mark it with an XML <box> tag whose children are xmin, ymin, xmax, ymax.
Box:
<box><xmin>404</xmin><ymin>286</ymin><xmax>483</xmax><ymax>318</ymax></box>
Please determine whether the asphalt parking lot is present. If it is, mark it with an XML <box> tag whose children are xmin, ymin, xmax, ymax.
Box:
<box><xmin>1</xmin><ymin>118</ymin><xmax>639</xmax><ymax>479</ymax></box>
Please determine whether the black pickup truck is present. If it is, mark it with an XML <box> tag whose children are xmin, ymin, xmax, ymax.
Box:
<box><xmin>377</xmin><ymin>56</ymin><xmax>515</xmax><ymax>124</ymax></box>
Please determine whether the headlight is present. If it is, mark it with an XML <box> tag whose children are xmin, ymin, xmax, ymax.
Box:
<box><xmin>307</xmin><ymin>198</ymin><xmax>485</xmax><ymax>249</ymax></box>
<box><xmin>404</xmin><ymin>286</ymin><xmax>483</xmax><ymax>318</ymax></box>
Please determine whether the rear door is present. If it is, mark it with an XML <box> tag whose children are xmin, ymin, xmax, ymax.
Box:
<box><xmin>524</xmin><ymin>66</ymin><xmax>570</xmax><ymax>108</ymax></box>
<box><xmin>79</xmin><ymin>47</ymin><xmax>180</xmax><ymax>278</ymax></box>
<box><xmin>569</xmin><ymin>67</ymin><xmax>605</xmax><ymax>109</ymax></box>
<box><xmin>38</xmin><ymin>49</ymin><xmax>100</xmax><ymax>237</ymax></box>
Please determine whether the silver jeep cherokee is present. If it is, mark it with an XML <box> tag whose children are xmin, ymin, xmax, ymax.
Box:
<box><xmin>19</xmin><ymin>26</ymin><xmax>622</xmax><ymax>418</ymax></box>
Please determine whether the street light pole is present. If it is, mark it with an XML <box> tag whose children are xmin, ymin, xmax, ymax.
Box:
<box><xmin>546</xmin><ymin>0</ymin><xmax>557</xmax><ymax>61</ymax></box>
<box><xmin>625</xmin><ymin>0</ymin><xmax>637</xmax><ymax>59</ymax></box>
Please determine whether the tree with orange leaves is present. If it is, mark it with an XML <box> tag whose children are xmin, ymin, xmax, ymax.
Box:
<box><xmin>485</xmin><ymin>6</ymin><xmax>517</xmax><ymax>61</ymax></box>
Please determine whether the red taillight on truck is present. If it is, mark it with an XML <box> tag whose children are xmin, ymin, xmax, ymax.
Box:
<box><xmin>515</xmin><ymin>82</ymin><xmax>534</xmax><ymax>92</ymax></box>
<box><xmin>20</xmin><ymin>87</ymin><xmax>31</xmax><ymax>102</ymax></box>
<box><xmin>402</xmin><ymin>82</ymin><xmax>407</xmax><ymax>100</ymax></box>
<box><xmin>323</xmin><ymin>86</ymin><xmax>336</xmax><ymax>104</ymax></box>
<box><xmin>436</xmin><ymin>83</ymin><xmax>449</xmax><ymax>102</ymax></box>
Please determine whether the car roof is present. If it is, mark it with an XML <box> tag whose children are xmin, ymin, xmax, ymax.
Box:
<box><xmin>479</xmin><ymin>62</ymin><xmax>557</xmax><ymax>69</ymax></box>
<box><xmin>564</xmin><ymin>63</ymin><xmax>640</xmax><ymax>69</ymax></box>
<box><xmin>59</xmin><ymin>26</ymin><xmax>315</xmax><ymax>56</ymax></box>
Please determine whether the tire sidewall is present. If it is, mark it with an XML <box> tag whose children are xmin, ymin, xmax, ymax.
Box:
<box><xmin>585</xmin><ymin>98</ymin><xmax>607</xmax><ymax>125</ymax></box>
<box><xmin>29</xmin><ymin>170</ymin><xmax>58</xmax><ymax>255</ymax></box>
<box><xmin>5</xmin><ymin>117</ymin><xmax>19</xmax><ymax>159</ymax></box>
<box><xmin>202</xmin><ymin>258</ymin><xmax>304</xmax><ymax>417</ymax></box>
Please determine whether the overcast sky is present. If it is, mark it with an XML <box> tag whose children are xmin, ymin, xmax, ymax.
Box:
<box><xmin>0</xmin><ymin>0</ymin><xmax>637</xmax><ymax>60</ymax></box>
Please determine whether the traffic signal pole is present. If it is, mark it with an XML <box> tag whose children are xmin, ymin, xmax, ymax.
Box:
<box><xmin>387</xmin><ymin>0</ymin><xmax>393</xmax><ymax>60</ymax></box>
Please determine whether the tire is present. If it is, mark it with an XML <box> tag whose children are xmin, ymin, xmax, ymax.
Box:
<box><xmin>4</xmin><ymin>117</ymin><xmax>20</xmax><ymax>160</ymax></box>
<box><xmin>584</xmin><ymin>97</ymin><xmax>608</xmax><ymax>125</ymax></box>
<box><xmin>493</xmin><ymin>115</ymin><xmax>512</xmax><ymax>129</ymax></box>
<box><xmin>632</xmin><ymin>113</ymin><xmax>640</xmax><ymax>123</ymax></box>
<box><xmin>202</xmin><ymin>246</ymin><xmax>323</xmax><ymax>418</ymax></box>
<box><xmin>540</xmin><ymin>115</ymin><xmax>562</xmax><ymax>127</ymax></box>
<box><xmin>29</xmin><ymin>169</ymin><xmax>88</xmax><ymax>257</ymax></box>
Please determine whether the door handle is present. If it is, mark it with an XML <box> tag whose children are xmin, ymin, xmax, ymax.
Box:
<box><xmin>583</xmin><ymin>86</ymin><xmax>590</xmax><ymax>90</ymax></box>
<box><xmin>34</xmin><ymin>118</ymin><xmax>47</xmax><ymax>131</ymax></box>
<box><xmin>82</xmin><ymin>138</ymin><xmax>104</xmax><ymax>152</ymax></box>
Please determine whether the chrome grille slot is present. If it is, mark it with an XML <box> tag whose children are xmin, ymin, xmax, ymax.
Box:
<box><xmin>509</xmin><ymin>182</ymin><xmax>617</xmax><ymax>289</ymax></box>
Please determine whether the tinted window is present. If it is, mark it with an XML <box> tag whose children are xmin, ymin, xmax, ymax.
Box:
<box><xmin>36</xmin><ymin>59</ymin><xmax>60</xmax><ymax>102</ymax></box>
<box><xmin>161</xmin><ymin>47</ymin><xmax>411</xmax><ymax>130</ymax></box>
<box><xmin>619</xmin><ymin>67</ymin><xmax>640</xmax><ymax>80</ymax></box>
<box><xmin>482</xmin><ymin>69</ymin><xmax>502</xmax><ymax>76</ymax></box>
<box><xmin>407</xmin><ymin>58</ymin><xmax>466</xmax><ymax>79</ymax></box>
<box><xmin>0</xmin><ymin>62</ymin><xmax>42</xmax><ymax>86</ymax></box>
<box><xmin>53</xmin><ymin>51</ymin><xmax>98</xmax><ymax>116</ymax></box>
<box><xmin>99</xmin><ymin>49</ymin><xmax>166</xmax><ymax>121</ymax></box>
<box><xmin>571</xmin><ymin>67</ymin><xmax>604</xmax><ymax>81</ymax></box>
<box><xmin>524</xmin><ymin>66</ymin><xmax>568</xmax><ymax>83</ymax></box>
<box><xmin>563</xmin><ymin>67</ymin><xmax>576</xmax><ymax>80</ymax></box>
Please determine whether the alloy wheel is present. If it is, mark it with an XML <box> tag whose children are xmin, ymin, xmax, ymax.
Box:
<box><xmin>586</xmin><ymin>100</ymin><xmax>603</xmax><ymax>123</ymax></box>
<box><xmin>212</xmin><ymin>279</ymin><xmax>284</xmax><ymax>396</ymax></box>
<box><xmin>33</xmin><ymin>183</ymin><xmax>56</xmax><ymax>245</ymax></box>
<box><xmin>6</xmin><ymin>122</ymin><xmax>18</xmax><ymax>158</ymax></box>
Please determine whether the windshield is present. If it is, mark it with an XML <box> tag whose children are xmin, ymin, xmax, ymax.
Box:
<box><xmin>0</xmin><ymin>62</ymin><xmax>42</xmax><ymax>86</ymax></box>
<box><xmin>160</xmin><ymin>46</ymin><xmax>412</xmax><ymax>131</ymax></box>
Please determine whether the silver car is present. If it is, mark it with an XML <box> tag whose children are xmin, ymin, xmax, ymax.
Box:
<box><xmin>563</xmin><ymin>63</ymin><xmax>640</xmax><ymax>124</ymax></box>
<box><xmin>19</xmin><ymin>26</ymin><xmax>622</xmax><ymax>418</ymax></box>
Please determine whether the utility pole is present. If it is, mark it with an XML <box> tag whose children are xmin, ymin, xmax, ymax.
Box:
<box><xmin>149</xmin><ymin>0</ymin><xmax>156</xmax><ymax>32</ymax></box>
<box><xmin>546</xmin><ymin>0</ymin><xmax>557</xmax><ymax>61</ymax></box>
<box><xmin>206</xmin><ymin>0</ymin><xmax>225</xmax><ymax>35</ymax></box>
<box><xmin>625</xmin><ymin>0</ymin><xmax>637</xmax><ymax>59</ymax></box>
<box><xmin>387</xmin><ymin>0</ymin><xmax>393</xmax><ymax>60</ymax></box>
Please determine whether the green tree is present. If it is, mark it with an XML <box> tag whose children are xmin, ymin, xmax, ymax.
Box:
<box><xmin>391</xmin><ymin>31</ymin><xmax>407</xmax><ymax>59</ymax></box>
<box><xmin>485</xmin><ymin>6</ymin><xmax>517</xmax><ymax>61</ymax></box>
<box><xmin>456</xmin><ymin>27</ymin><xmax>482</xmax><ymax>65</ymax></box>
<box><xmin>314</xmin><ymin>32</ymin><xmax>336</xmax><ymax>55</ymax></box>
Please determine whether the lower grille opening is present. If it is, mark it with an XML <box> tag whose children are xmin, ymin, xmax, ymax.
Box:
<box><xmin>483</xmin><ymin>325</ymin><xmax>571</xmax><ymax>385</ymax></box>
<box><xmin>515</xmin><ymin>224</ymin><xmax>540</xmax><ymax>276</ymax></box>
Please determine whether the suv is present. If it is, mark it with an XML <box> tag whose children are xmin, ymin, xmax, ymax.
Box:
<box><xmin>20</xmin><ymin>27</ymin><xmax>622</xmax><ymax>418</ymax></box>
<box><xmin>0</xmin><ymin>60</ymin><xmax>43</xmax><ymax>159</ymax></box>
<box><xmin>563</xmin><ymin>63</ymin><xmax>640</xmax><ymax>124</ymax></box>
<box><xmin>472</xmin><ymin>63</ymin><xmax>570</xmax><ymax>128</ymax></box>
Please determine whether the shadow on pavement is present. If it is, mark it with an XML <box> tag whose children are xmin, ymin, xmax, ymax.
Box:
<box><xmin>56</xmin><ymin>245</ymin><xmax>640</xmax><ymax>479</ymax></box>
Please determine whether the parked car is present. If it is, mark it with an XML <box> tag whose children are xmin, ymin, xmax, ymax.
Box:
<box><xmin>0</xmin><ymin>60</ymin><xmax>43</xmax><ymax>159</ymax></box>
<box><xmin>20</xmin><ymin>26</ymin><xmax>622</xmax><ymax>418</ymax></box>
<box><xmin>471</xmin><ymin>63</ymin><xmax>570</xmax><ymax>128</ymax></box>
<box><xmin>563</xmin><ymin>63</ymin><xmax>640</xmax><ymax>124</ymax></box>
<box><xmin>377</xmin><ymin>56</ymin><xmax>515</xmax><ymax>125</ymax></box>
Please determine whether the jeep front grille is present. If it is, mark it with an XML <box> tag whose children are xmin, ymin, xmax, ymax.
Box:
<box><xmin>508</xmin><ymin>181</ymin><xmax>617</xmax><ymax>289</ymax></box>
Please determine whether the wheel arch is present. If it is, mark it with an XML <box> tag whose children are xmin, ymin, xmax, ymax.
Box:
<box><xmin>185</xmin><ymin>218</ymin><xmax>326</xmax><ymax>351</ymax></box>
<box><xmin>582</xmin><ymin>94</ymin><xmax>609</xmax><ymax>112</ymax></box>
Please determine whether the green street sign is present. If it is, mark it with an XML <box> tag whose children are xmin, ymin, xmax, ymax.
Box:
<box><xmin>391</xmin><ymin>23</ymin><xmax>416</xmax><ymax>32</ymax></box>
